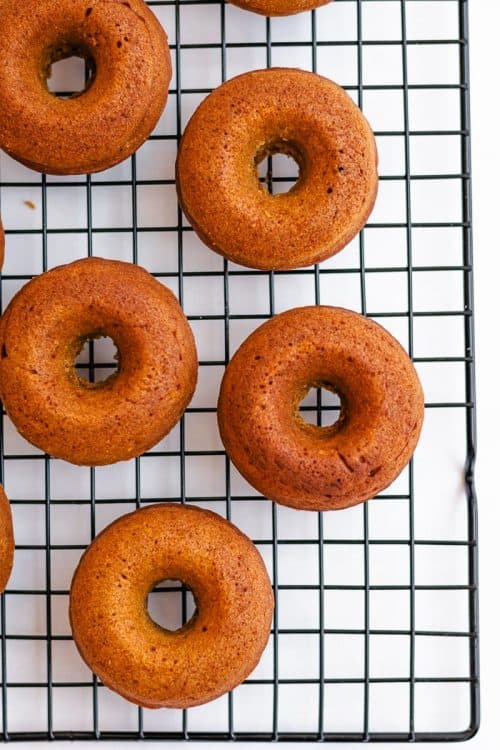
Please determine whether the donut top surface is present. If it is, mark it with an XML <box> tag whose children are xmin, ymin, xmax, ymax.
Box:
<box><xmin>70</xmin><ymin>503</ymin><xmax>274</xmax><ymax>709</ymax></box>
<box><xmin>0</xmin><ymin>257</ymin><xmax>197</xmax><ymax>465</ymax></box>
<box><xmin>177</xmin><ymin>68</ymin><xmax>378</xmax><ymax>270</ymax></box>
<box><xmin>218</xmin><ymin>306</ymin><xmax>424</xmax><ymax>511</ymax></box>
<box><xmin>0</xmin><ymin>0</ymin><xmax>171</xmax><ymax>174</ymax></box>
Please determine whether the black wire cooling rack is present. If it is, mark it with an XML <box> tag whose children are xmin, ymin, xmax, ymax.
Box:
<box><xmin>0</xmin><ymin>0</ymin><xmax>478</xmax><ymax>743</ymax></box>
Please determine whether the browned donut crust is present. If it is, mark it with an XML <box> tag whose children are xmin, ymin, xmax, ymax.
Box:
<box><xmin>0</xmin><ymin>486</ymin><xmax>14</xmax><ymax>594</ymax></box>
<box><xmin>0</xmin><ymin>0</ymin><xmax>171</xmax><ymax>175</ymax></box>
<box><xmin>177</xmin><ymin>68</ymin><xmax>378</xmax><ymax>271</ymax></box>
<box><xmin>70</xmin><ymin>503</ymin><xmax>274</xmax><ymax>709</ymax></box>
<box><xmin>0</xmin><ymin>218</ymin><xmax>4</xmax><ymax>271</ymax></box>
<box><xmin>0</xmin><ymin>257</ymin><xmax>197</xmax><ymax>466</ymax></box>
<box><xmin>229</xmin><ymin>0</ymin><xmax>330</xmax><ymax>17</ymax></box>
<box><xmin>218</xmin><ymin>307</ymin><xmax>424</xmax><ymax>511</ymax></box>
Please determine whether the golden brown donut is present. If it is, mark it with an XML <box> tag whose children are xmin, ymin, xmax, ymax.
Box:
<box><xmin>0</xmin><ymin>257</ymin><xmax>197</xmax><ymax>466</ymax></box>
<box><xmin>0</xmin><ymin>486</ymin><xmax>14</xmax><ymax>593</ymax></box>
<box><xmin>0</xmin><ymin>0</ymin><xmax>171</xmax><ymax>175</ymax></box>
<box><xmin>177</xmin><ymin>68</ymin><xmax>378</xmax><ymax>271</ymax></box>
<box><xmin>0</xmin><ymin>218</ymin><xmax>4</xmax><ymax>271</ymax></box>
<box><xmin>70</xmin><ymin>503</ymin><xmax>274</xmax><ymax>709</ymax></box>
<box><xmin>218</xmin><ymin>306</ymin><xmax>424</xmax><ymax>511</ymax></box>
<box><xmin>229</xmin><ymin>0</ymin><xmax>330</xmax><ymax>17</ymax></box>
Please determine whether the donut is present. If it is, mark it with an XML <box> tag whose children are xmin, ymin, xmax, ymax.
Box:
<box><xmin>218</xmin><ymin>306</ymin><xmax>424</xmax><ymax>511</ymax></box>
<box><xmin>70</xmin><ymin>503</ymin><xmax>274</xmax><ymax>709</ymax></box>
<box><xmin>229</xmin><ymin>0</ymin><xmax>330</xmax><ymax>17</ymax></box>
<box><xmin>176</xmin><ymin>68</ymin><xmax>378</xmax><ymax>271</ymax></box>
<box><xmin>0</xmin><ymin>257</ymin><xmax>197</xmax><ymax>466</ymax></box>
<box><xmin>0</xmin><ymin>0</ymin><xmax>171</xmax><ymax>175</ymax></box>
<box><xmin>0</xmin><ymin>218</ymin><xmax>4</xmax><ymax>271</ymax></box>
<box><xmin>0</xmin><ymin>486</ymin><xmax>14</xmax><ymax>593</ymax></box>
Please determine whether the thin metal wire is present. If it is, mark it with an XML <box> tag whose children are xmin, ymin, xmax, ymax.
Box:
<box><xmin>398</xmin><ymin>0</ymin><xmax>417</xmax><ymax>738</ymax></box>
<box><xmin>0</xmin><ymin>0</ymin><xmax>478</xmax><ymax>742</ymax></box>
<box><xmin>353</xmin><ymin>2</ymin><xmax>372</xmax><ymax>741</ymax></box>
<box><xmin>458</xmin><ymin>0</ymin><xmax>480</xmax><ymax>738</ymax></box>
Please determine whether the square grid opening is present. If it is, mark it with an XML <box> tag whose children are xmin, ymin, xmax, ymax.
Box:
<box><xmin>0</xmin><ymin>0</ymin><xmax>478</xmax><ymax>743</ymax></box>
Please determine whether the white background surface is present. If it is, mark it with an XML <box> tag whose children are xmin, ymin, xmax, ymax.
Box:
<box><xmin>1</xmin><ymin>0</ymin><xmax>497</xmax><ymax>747</ymax></box>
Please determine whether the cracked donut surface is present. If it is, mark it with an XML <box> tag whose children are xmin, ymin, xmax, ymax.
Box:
<box><xmin>0</xmin><ymin>0</ymin><xmax>171</xmax><ymax>174</ymax></box>
<box><xmin>70</xmin><ymin>504</ymin><xmax>274</xmax><ymax>709</ymax></box>
<box><xmin>218</xmin><ymin>306</ymin><xmax>424</xmax><ymax>511</ymax></box>
<box><xmin>177</xmin><ymin>68</ymin><xmax>378</xmax><ymax>270</ymax></box>
<box><xmin>0</xmin><ymin>257</ymin><xmax>197</xmax><ymax>466</ymax></box>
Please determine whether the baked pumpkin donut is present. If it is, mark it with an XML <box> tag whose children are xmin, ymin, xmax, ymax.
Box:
<box><xmin>0</xmin><ymin>0</ymin><xmax>171</xmax><ymax>175</ymax></box>
<box><xmin>218</xmin><ymin>306</ymin><xmax>424</xmax><ymax>511</ymax></box>
<box><xmin>177</xmin><ymin>69</ymin><xmax>378</xmax><ymax>271</ymax></box>
<box><xmin>229</xmin><ymin>0</ymin><xmax>330</xmax><ymax>17</ymax></box>
<box><xmin>0</xmin><ymin>257</ymin><xmax>197</xmax><ymax>466</ymax></box>
<box><xmin>0</xmin><ymin>486</ymin><xmax>14</xmax><ymax>593</ymax></box>
<box><xmin>70</xmin><ymin>503</ymin><xmax>274</xmax><ymax>709</ymax></box>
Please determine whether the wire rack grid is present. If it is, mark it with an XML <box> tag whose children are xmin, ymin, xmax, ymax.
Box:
<box><xmin>0</xmin><ymin>0</ymin><xmax>478</xmax><ymax>743</ymax></box>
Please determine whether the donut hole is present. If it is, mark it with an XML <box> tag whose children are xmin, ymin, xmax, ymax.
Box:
<box><xmin>44</xmin><ymin>44</ymin><xmax>96</xmax><ymax>99</ymax></box>
<box><xmin>298</xmin><ymin>385</ymin><xmax>342</xmax><ymax>430</ymax></box>
<box><xmin>75</xmin><ymin>333</ymin><xmax>119</xmax><ymax>386</ymax></box>
<box><xmin>148</xmin><ymin>579</ymin><xmax>198</xmax><ymax>632</ymax></box>
<box><xmin>255</xmin><ymin>140</ymin><xmax>302</xmax><ymax>195</ymax></box>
